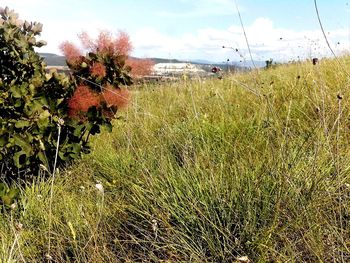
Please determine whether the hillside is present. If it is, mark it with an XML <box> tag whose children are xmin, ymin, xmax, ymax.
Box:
<box><xmin>40</xmin><ymin>52</ymin><xmax>67</xmax><ymax>66</ymax></box>
<box><xmin>1</xmin><ymin>58</ymin><xmax>349</xmax><ymax>262</ymax></box>
<box><xmin>40</xmin><ymin>53</ymin><xmax>197</xmax><ymax>67</ymax></box>
<box><xmin>40</xmin><ymin>53</ymin><xmax>249</xmax><ymax>72</ymax></box>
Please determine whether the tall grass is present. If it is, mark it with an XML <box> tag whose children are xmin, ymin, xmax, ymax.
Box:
<box><xmin>1</xmin><ymin>58</ymin><xmax>350</xmax><ymax>262</ymax></box>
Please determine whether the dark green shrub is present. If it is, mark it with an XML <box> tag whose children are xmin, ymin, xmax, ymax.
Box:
<box><xmin>0</xmin><ymin>7</ymin><xmax>131</xmax><ymax>180</ymax></box>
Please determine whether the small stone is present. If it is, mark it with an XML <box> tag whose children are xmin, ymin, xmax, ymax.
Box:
<box><xmin>236</xmin><ymin>256</ymin><xmax>250</xmax><ymax>263</ymax></box>
<box><xmin>95</xmin><ymin>183</ymin><xmax>104</xmax><ymax>193</ymax></box>
<box><xmin>45</xmin><ymin>254</ymin><xmax>53</xmax><ymax>261</ymax></box>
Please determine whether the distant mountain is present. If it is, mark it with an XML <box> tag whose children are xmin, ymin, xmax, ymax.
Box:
<box><xmin>237</xmin><ymin>60</ymin><xmax>266</xmax><ymax>68</ymax></box>
<box><xmin>190</xmin><ymin>59</ymin><xmax>217</xmax><ymax>65</ymax></box>
<box><xmin>148</xmin><ymin>57</ymin><xmax>183</xmax><ymax>64</ymax></box>
<box><xmin>40</xmin><ymin>53</ymin><xmax>185</xmax><ymax>66</ymax></box>
<box><xmin>39</xmin><ymin>53</ymin><xmax>266</xmax><ymax>70</ymax></box>
<box><xmin>192</xmin><ymin>59</ymin><xmax>267</xmax><ymax>69</ymax></box>
<box><xmin>149</xmin><ymin>58</ymin><xmax>218</xmax><ymax>65</ymax></box>
<box><xmin>40</xmin><ymin>53</ymin><xmax>66</xmax><ymax>66</ymax></box>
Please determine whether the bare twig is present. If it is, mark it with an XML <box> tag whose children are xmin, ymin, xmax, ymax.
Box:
<box><xmin>234</xmin><ymin>0</ymin><xmax>256</xmax><ymax>69</ymax></box>
<box><xmin>47</xmin><ymin>122</ymin><xmax>62</xmax><ymax>261</ymax></box>
<box><xmin>314</xmin><ymin>0</ymin><xmax>350</xmax><ymax>78</ymax></box>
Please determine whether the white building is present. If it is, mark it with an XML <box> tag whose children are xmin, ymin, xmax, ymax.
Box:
<box><xmin>152</xmin><ymin>63</ymin><xmax>206</xmax><ymax>76</ymax></box>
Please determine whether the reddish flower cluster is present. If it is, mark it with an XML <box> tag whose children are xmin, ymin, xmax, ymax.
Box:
<box><xmin>95</xmin><ymin>31</ymin><xmax>114</xmax><ymax>54</ymax></box>
<box><xmin>60</xmin><ymin>30</ymin><xmax>132</xmax><ymax>66</ymax></box>
<box><xmin>78</xmin><ymin>30</ymin><xmax>133</xmax><ymax>56</ymax></box>
<box><xmin>61</xmin><ymin>30</ymin><xmax>136</xmax><ymax>121</ymax></box>
<box><xmin>67</xmin><ymin>85</ymin><xmax>100</xmax><ymax>118</ymax></box>
<box><xmin>102</xmin><ymin>84</ymin><xmax>130</xmax><ymax>109</ymax></box>
<box><xmin>67</xmin><ymin>84</ymin><xmax>130</xmax><ymax>120</ymax></box>
<box><xmin>126</xmin><ymin>58</ymin><xmax>154</xmax><ymax>77</ymax></box>
<box><xmin>113</xmin><ymin>31</ymin><xmax>132</xmax><ymax>56</ymax></box>
<box><xmin>90</xmin><ymin>62</ymin><xmax>106</xmax><ymax>78</ymax></box>
<box><xmin>78</xmin><ymin>31</ymin><xmax>95</xmax><ymax>50</ymax></box>
<box><xmin>59</xmin><ymin>41</ymin><xmax>83</xmax><ymax>65</ymax></box>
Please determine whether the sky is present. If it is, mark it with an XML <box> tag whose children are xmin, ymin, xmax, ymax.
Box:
<box><xmin>1</xmin><ymin>0</ymin><xmax>350</xmax><ymax>63</ymax></box>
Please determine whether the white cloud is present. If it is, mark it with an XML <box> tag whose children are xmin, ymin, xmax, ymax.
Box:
<box><xmin>157</xmin><ymin>0</ymin><xmax>238</xmax><ymax>17</ymax></box>
<box><xmin>132</xmin><ymin>17</ymin><xmax>350</xmax><ymax>62</ymax></box>
<box><xmin>0</xmin><ymin>2</ymin><xmax>114</xmax><ymax>54</ymax></box>
<box><xmin>1</xmin><ymin>1</ymin><xmax>348</xmax><ymax>62</ymax></box>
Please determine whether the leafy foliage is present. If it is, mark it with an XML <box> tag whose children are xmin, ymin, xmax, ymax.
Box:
<box><xmin>0</xmin><ymin>183</ymin><xmax>19</xmax><ymax>206</ymax></box>
<box><xmin>0</xmin><ymin>7</ymin><xmax>130</xmax><ymax>180</ymax></box>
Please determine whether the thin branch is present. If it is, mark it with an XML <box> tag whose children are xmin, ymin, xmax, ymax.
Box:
<box><xmin>47</xmin><ymin>123</ymin><xmax>62</xmax><ymax>261</ymax></box>
<box><xmin>314</xmin><ymin>0</ymin><xmax>350</xmax><ymax>78</ymax></box>
<box><xmin>314</xmin><ymin>0</ymin><xmax>337</xmax><ymax>59</ymax></box>
<box><xmin>234</xmin><ymin>0</ymin><xmax>256</xmax><ymax>69</ymax></box>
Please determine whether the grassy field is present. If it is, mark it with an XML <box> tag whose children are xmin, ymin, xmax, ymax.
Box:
<box><xmin>1</xmin><ymin>58</ymin><xmax>350</xmax><ymax>262</ymax></box>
